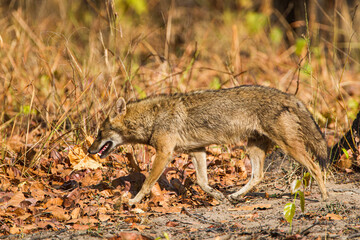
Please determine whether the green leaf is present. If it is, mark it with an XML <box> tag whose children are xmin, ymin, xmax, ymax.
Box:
<box><xmin>348</xmin><ymin>98</ymin><xmax>359</xmax><ymax>110</ymax></box>
<box><xmin>299</xmin><ymin>191</ymin><xmax>305</xmax><ymax>212</ymax></box>
<box><xmin>134</xmin><ymin>85</ymin><xmax>147</xmax><ymax>99</ymax></box>
<box><xmin>270</xmin><ymin>27</ymin><xmax>283</xmax><ymax>45</ymax></box>
<box><xmin>20</xmin><ymin>105</ymin><xmax>37</xmax><ymax>115</ymax></box>
<box><xmin>290</xmin><ymin>179</ymin><xmax>302</xmax><ymax>194</ymax></box>
<box><xmin>245</xmin><ymin>12</ymin><xmax>267</xmax><ymax>34</ymax></box>
<box><xmin>125</xmin><ymin>0</ymin><xmax>147</xmax><ymax>14</ymax></box>
<box><xmin>295</xmin><ymin>38</ymin><xmax>307</xmax><ymax>56</ymax></box>
<box><xmin>209</xmin><ymin>77</ymin><xmax>221</xmax><ymax>90</ymax></box>
<box><xmin>342</xmin><ymin>148</ymin><xmax>350</xmax><ymax>159</ymax></box>
<box><xmin>300</xmin><ymin>62</ymin><xmax>312</xmax><ymax>76</ymax></box>
<box><xmin>163</xmin><ymin>232</ymin><xmax>170</xmax><ymax>240</ymax></box>
<box><xmin>284</xmin><ymin>202</ymin><xmax>296</xmax><ymax>223</ymax></box>
<box><xmin>348</xmin><ymin>98</ymin><xmax>359</xmax><ymax>120</ymax></box>
<box><xmin>303</xmin><ymin>172</ymin><xmax>311</xmax><ymax>187</ymax></box>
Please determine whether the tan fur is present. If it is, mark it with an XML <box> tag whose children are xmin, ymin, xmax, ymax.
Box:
<box><xmin>88</xmin><ymin>85</ymin><xmax>329</xmax><ymax>205</ymax></box>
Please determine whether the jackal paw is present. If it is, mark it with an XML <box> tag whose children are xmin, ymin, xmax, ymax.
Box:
<box><xmin>215</xmin><ymin>196</ymin><xmax>232</xmax><ymax>206</ymax></box>
<box><xmin>128</xmin><ymin>199</ymin><xmax>138</xmax><ymax>206</ymax></box>
<box><xmin>227</xmin><ymin>193</ymin><xmax>245</xmax><ymax>204</ymax></box>
<box><xmin>209</xmin><ymin>191</ymin><xmax>232</xmax><ymax>205</ymax></box>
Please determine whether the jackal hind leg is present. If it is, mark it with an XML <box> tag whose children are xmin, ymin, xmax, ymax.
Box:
<box><xmin>228</xmin><ymin>136</ymin><xmax>271</xmax><ymax>203</ymax></box>
<box><xmin>191</xmin><ymin>148</ymin><xmax>229</xmax><ymax>204</ymax></box>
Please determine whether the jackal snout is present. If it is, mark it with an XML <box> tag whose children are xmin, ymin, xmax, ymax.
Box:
<box><xmin>88</xmin><ymin>136</ymin><xmax>115</xmax><ymax>159</ymax></box>
<box><xmin>88</xmin><ymin>98</ymin><xmax>128</xmax><ymax>159</ymax></box>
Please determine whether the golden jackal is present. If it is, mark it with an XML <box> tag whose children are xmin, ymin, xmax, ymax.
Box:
<box><xmin>88</xmin><ymin>85</ymin><xmax>329</xmax><ymax>205</ymax></box>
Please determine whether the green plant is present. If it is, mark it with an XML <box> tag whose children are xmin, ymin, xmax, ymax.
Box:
<box><xmin>283</xmin><ymin>172</ymin><xmax>311</xmax><ymax>232</ymax></box>
<box><xmin>155</xmin><ymin>232</ymin><xmax>170</xmax><ymax>240</ymax></box>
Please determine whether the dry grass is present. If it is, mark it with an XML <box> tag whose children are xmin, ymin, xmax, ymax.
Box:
<box><xmin>0</xmin><ymin>1</ymin><xmax>360</xmax><ymax>171</ymax></box>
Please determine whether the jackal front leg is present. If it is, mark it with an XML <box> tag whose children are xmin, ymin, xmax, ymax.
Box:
<box><xmin>191</xmin><ymin>148</ymin><xmax>230</xmax><ymax>204</ymax></box>
<box><xmin>128</xmin><ymin>142</ymin><xmax>174</xmax><ymax>206</ymax></box>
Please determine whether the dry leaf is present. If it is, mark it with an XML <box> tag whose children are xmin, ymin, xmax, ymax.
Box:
<box><xmin>336</xmin><ymin>149</ymin><xmax>353</xmax><ymax>169</ymax></box>
<box><xmin>109</xmin><ymin>232</ymin><xmax>153</xmax><ymax>240</ymax></box>
<box><xmin>80</xmin><ymin>169</ymin><xmax>103</xmax><ymax>187</ymax></box>
<box><xmin>124</xmin><ymin>216</ymin><xmax>141</xmax><ymax>224</ymax></box>
<box><xmin>325</xmin><ymin>213</ymin><xmax>343</xmax><ymax>220</ymax></box>
<box><xmin>150</xmin><ymin>206</ymin><xmax>182</xmax><ymax>214</ymax></box>
<box><xmin>166</xmin><ymin>221</ymin><xmax>179</xmax><ymax>227</ymax></box>
<box><xmin>9</xmin><ymin>226</ymin><xmax>22</xmax><ymax>235</ymax></box>
<box><xmin>72</xmin><ymin>224</ymin><xmax>89</xmax><ymax>230</ymax></box>
<box><xmin>131</xmin><ymin>223</ymin><xmax>150</xmax><ymax>232</ymax></box>
<box><xmin>98</xmin><ymin>213</ymin><xmax>110</xmax><ymax>222</ymax></box>
<box><xmin>36</xmin><ymin>221</ymin><xmax>57</xmax><ymax>230</ymax></box>
<box><xmin>63</xmin><ymin>188</ymin><xmax>80</xmax><ymax>208</ymax></box>
<box><xmin>83</xmin><ymin>206</ymin><xmax>98</xmax><ymax>216</ymax></box>
<box><xmin>30</xmin><ymin>183</ymin><xmax>47</xmax><ymax>201</ymax></box>
<box><xmin>22</xmin><ymin>224</ymin><xmax>37</xmax><ymax>233</ymax></box>
<box><xmin>99</xmin><ymin>189</ymin><xmax>114</xmax><ymax>197</ymax></box>
<box><xmin>69</xmin><ymin>137</ymin><xmax>104</xmax><ymax>170</ymax></box>
<box><xmin>70</xmin><ymin>207</ymin><xmax>81</xmax><ymax>219</ymax></box>
<box><xmin>44</xmin><ymin>198</ymin><xmax>63</xmax><ymax>208</ymax></box>
<box><xmin>7</xmin><ymin>191</ymin><xmax>25</xmax><ymax>207</ymax></box>
<box><xmin>47</xmin><ymin>206</ymin><xmax>70</xmax><ymax>221</ymax></box>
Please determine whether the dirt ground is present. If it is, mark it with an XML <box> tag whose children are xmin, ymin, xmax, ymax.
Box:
<box><xmin>3</xmin><ymin>156</ymin><xmax>360</xmax><ymax>240</ymax></box>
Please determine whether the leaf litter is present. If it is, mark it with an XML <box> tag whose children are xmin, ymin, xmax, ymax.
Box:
<box><xmin>0</xmin><ymin>135</ymin><xmax>257</xmax><ymax>237</ymax></box>
<box><xmin>2</xmin><ymin>136</ymin><xmax>359</xmax><ymax>240</ymax></box>
<box><xmin>2</xmin><ymin>136</ymin><xmax>360</xmax><ymax>239</ymax></box>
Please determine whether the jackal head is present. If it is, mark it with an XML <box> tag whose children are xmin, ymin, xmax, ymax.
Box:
<box><xmin>88</xmin><ymin>98</ymin><xmax>128</xmax><ymax>159</ymax></box>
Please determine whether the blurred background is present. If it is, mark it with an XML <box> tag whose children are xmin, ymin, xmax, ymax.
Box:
<box><xmin>1</xmin><ymin>0</ymin><xmax>359</xmax><ymax>165</ymax></box>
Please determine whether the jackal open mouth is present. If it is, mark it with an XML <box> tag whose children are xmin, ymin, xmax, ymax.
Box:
<box><xmin>97</xmin><ymin>141</ymin><xmax>112</xmax><ymax>158</ymax></box>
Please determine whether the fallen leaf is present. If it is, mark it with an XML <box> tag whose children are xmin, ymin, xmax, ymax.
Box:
<box><xmin>150</xmin><ymin>206</ymin><xmax>182</xmax><ymax>214</ymax></box>
<box><xmin>98</xmin><ymin>213</ymin><xmax>110</xmax><ymax>222</ymax></box>
<box><xmin>70</xmin><ymin>207</ymin><xmax>81</xmax><ymax>219</ymax></box>
<box><xmin>73</xmin><ymin>224</ymin><xmax>89</xmax><ymax>230</ymax></box>
<box><xmin>83</xmin><ymin>206</ymin><xmax>98</xmax><ymax>216</ymax></box>
<box><xmin>47</xmin><ymin>206</ymin><xmax>70</xmax><ymax>221</ymax></box>
<box><xmin>36</xmin><ymin>221</ymin><xmax>57</xmax><ymax>230</ymax></box>
<box><xmin>67</xmin><ymin>217</ymin><xmax>99</xmax><ymax>225</ymax></box>
<box><xmin>336</xmin><ymin>149</ymin><xmax>353</xmax><ymax>169</ymax></box>
<box><xmin>210</xmin><ymin>198</ymin><xmax>220</xmax><ymax>206</ymax></box>
<box><xmin>99</xmin><ymin>189</ymin><xmax>114</xmax><ymax>197</ymax></box>
<box><xmin>124</xmin><ymin>216</ymin><xmax>141</xmax><ymax>224</ymax></box>
<box><xmin>9</xmin><ymin>226</ymin><xmax>22</xmax><ymax>234</ymax></box>
<box><xmin>30</xmin><ymin>188</ymin><xmax>46</xmax><ymax>201</ymax></box>
<box><xmin>131</xmin><ymin>223</ymin><xmax>150</xmax><ymax>232</ymax></box>
<box><xmin>7</xmin><ymin>191</ymin><xmax>25</xmax><ymax>207</ymax></box>
<box><xmin>81</xmin><ymin>169</ymin><xmax>103</xmax><ymax>187</ymax></box>
<box><xmin>63</xmin><ymin>188</ymin><xmax>80</xmax><ymax>208</ymax></box>
<box><xmin>108</xmin><ymin>232</ymin><xmax>153</xmax><ymax>240</ymax></box>
<box><xmin>68</xmin><ymin>140</ymin><xmax>103</xmax><ymax>170</ymax></box>
<box><xmin>166</xmin><ymin>221</ymin><xmax>179</xmax><ymax>227</ymax></box>
<box><xmin>44</xmin><ymin>198</ymin><xmax>63</xmax><ymax>208</ymax></box>
<box><xmin>324</xmin><ymin>213</ymin><xmax>343</xmax><ymax>220</ymax></box>
<box><xmin>22</xmin><ymin>224</ymin><xmax>37</xmax><ymax>233</ymax></box>
<box><xmin>17</xmin><ymin>212</ymin><xmax>31</xmax><ymax>220</ymax></box>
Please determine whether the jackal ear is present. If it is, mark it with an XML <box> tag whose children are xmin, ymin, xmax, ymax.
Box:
<box><xmin>115</xmin><ymin>97</ymin><xmax>127</xmax><ymax>116</ymax></box>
